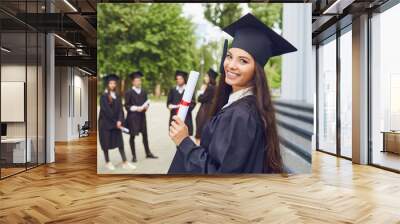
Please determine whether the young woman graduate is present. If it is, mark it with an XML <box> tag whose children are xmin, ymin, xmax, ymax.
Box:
<box><xmin>195</xmin><ymin>68</ymin><xmax>218</xmax><ymax>143</ymax></box>
<box><xmin>168</xmin><ymin>13</ymin><xmax>297</xmax><ymax>174</ymax></box>
<box><xmin>124</xmin><ymin>71</ymin><xmax>158</xmax><ymax>162</ymax></box>
<box><xmin>98</xmin><ymin>74</ymin><xmax>136</xmax><ymax>171</ymax></box>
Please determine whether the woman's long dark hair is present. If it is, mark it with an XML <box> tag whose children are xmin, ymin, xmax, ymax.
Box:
<box><xmin>208</xmin><ymin>75</ymin><xmax>217</xmax><ymax>86</ymax></box>
<box><xmin>210</xmin><ymin>63</ymin><xmax>283</xmax><ymax>173</ymax></box>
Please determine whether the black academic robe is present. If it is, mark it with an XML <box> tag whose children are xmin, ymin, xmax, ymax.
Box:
<box><xmin>168</xmin><ymin>95</ymin><xmax>266</xmax><ymax>174</ymax></box>
<box><xmin>195</xmin><ymin>84</ymin><xmax>216</xmax><ymax>139</ymax></box>
<box><xmin>166</xmin><ymin>87</ymin><xmax>196</xmax><ymax>136</ymax></box>
<box><xmin>98</xmin><ymin>93</ymin><xmax>124</xmax><ymax>151</ymax></box>
<box><xmin>124</xmin><ymin>89</ymin><xmax>148</xmax><ymax>136</ymax></box>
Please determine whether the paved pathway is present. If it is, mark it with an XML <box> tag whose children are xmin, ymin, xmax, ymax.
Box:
<box><xmin>97</xmin><ymin>101</ymin><xmax>198</xmax><ymax>174</ymax></box>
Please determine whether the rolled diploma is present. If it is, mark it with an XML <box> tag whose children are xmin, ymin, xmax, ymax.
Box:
<box><xmin>120</xmin><ymin>126</ymin><xmax>130</xmax><ymax>134</ymax></box>
<box><xmin>142</xmin><ymin>99</ymin><xmax>150</xmax><ymax>107</ymax></box>
<box><xmin>177</xmin><ymin>71</ymin><xmax>199</xmax><ymax>121</ymax></box>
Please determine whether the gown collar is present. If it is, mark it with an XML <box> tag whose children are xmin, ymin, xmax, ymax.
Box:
<box><xmin>132</xmin><ymin>86</ymin><xmax>141</xmax><ymax>94</ymax></box>
<box><xmin>222</xmin><ymin>87</ymin><xmax>254</xmax><ymax>110</ymax></box>
<box><xmin>176</xmin><ymin>85</ymin><xmax>186</xmax><ymax>94</ymax></box>
<box><xmin>104</xmin><ymin>89</ymin><xmax>117</xmax><ymax>99</ymax></box>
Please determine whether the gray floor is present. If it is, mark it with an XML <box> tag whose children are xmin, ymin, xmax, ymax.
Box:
<box><xmin>97</xmin><ymin>101</ymin><xmax>198</xmax><ymax>174</ymax></box>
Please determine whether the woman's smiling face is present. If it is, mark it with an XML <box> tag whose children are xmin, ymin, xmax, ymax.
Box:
<box><xmin>223</xmin><ymin>48</ymin><xmax>256</xmax><ymax>91</ymax></box>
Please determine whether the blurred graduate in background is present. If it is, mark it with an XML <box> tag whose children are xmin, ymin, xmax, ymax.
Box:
<box><xmin>195</xmin><ymin>68</ymin><xmax>218</xmax><ymax>144</ymax></box>
<box><xmin>124</xmin><ymin>71</ymin><xmax>158</xmax><ymax>163</ymax></box>
<box><xmin>98</xmin><ymin>74</ymin><xmax>136</xmax><ymax>171</ymax></box>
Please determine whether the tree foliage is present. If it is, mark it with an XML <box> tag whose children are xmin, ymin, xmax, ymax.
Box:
<box><xmin>203</xmin><ymin>3</ymin><xmax>243</xmax><ymax>29</ymax></box>
<box><xmin>98</xmin><ymin>3</ymin><xmax>198</xmax><ymax>94</ymax></box>
<box><xmin>248</xmin><ymin>3</ymin><xmax>282</xmax><ymax>29</ymax></box>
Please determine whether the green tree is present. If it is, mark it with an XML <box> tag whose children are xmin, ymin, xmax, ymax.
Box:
<box><xmin>203</xmin><ymin>3</ymin><xmax>242</xmax><ymax>28</ymax></box>
<box><xmin>248</xmin><ymin>3</ymin><xmax>282</xmax><ymax>29</ymax></box>
<box><xmin>265</xmin><ymin>57</ymin><xmax>281</xmax><ymax>89</ymax></box>
<box><xmin>97</xmin><ymin>3</ymin><xmax>198</xmax><ymax>95</ymax></box>
<box><xmin>195</xmin><ymin>41</ymin><xmax>220</xmax><ymax>88</ymax></box>
<box><xmin>198</xmin><ymin>41</ymin><xmax>219</xmax><ymax>75</ymax></box>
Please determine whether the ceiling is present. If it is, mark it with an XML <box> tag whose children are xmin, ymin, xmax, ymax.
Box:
<box><xmin>0</xmin><ymin>0</ymin><xmax>97</xmax><ymax>75</ymax></box>
<box><xmin>311</xmin><ymin>0</ymin><xmax>391</xmax><ymax>44</ymax></box>
<box><xmin>1</xmin><ymin>0</ymin><xmax>395</xmax><ymax>74</ymax></box>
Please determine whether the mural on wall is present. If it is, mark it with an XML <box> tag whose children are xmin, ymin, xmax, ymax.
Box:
<box><xmin>96</xmin><ymin>3</ymin><xmax>312</xmax><ymax>174</ymax></box>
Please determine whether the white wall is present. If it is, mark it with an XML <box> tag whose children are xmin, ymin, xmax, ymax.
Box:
<box><xmin>54</xmin><ymin>67</ymin><xmax>89</xmax><ymax>141</ymax></box>
<box><xmin>54</xmin><ymin>66</ymin><xmax>69</xmax><ymax>141</ymax></box>
<box><xmin>1</xmin><ymin>64</ymin><xmax>27</xmax><ymax>138</ymax></box>
<box><xmin>1</xmin><ymin>65</ymin><xmax>43</xmax><ymax>133</ymax></box>
<box><xmin>281</xmin><ymin>3</ymin><xmax>314</xmax><ymax>104</ymax></box>
<box><xmin>1</xmin><ymin>62</ymin><xmax>46</xmax><ymax>164</ymax></box>
<box><xmin>72</xmin><ymin>71</ymin><xmax>89</xmax><ymax>138</ymax></box>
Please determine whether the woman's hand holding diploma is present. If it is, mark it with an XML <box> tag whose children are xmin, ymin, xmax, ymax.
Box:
<box><xmin>169</xmin><ymin>115</ymin><xmax>189</xmax><ymax>145</ymax></box>
<box><xmin>169</xmin><ymin>70</ymin><xmax>199</xmax><ymax>145</ymax></box>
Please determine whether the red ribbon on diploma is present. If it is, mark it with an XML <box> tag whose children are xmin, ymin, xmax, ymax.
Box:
<box><xmin>176</xmin><ymin>99</ymin><xmax>191</xmax><ymax>114</ymax></box>
<box><xmin>179</xmin><ymin>99</ymin><xmax>191</xmax><ymax>106</ymax></box>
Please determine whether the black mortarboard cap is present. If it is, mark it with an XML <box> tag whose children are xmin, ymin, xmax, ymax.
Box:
<box><xmin>103</xmin><ymin>74</ymin><xmax>119</xmax><ymax>85</ymax></box>
<box><xmin>207</xmin><ymin>68</ymin><xmax>218</xmax><ymax>80</ymax></box>
<box><xmin>129</xmin><ymin>71</ymin><xmax>143</xmax><ymax>80</ymax></box>
<box><xmin>175</xmin><ymin>70</ymin><xmax>188</xmax><ymax>81</ymax></box>
<box><xmin>222</xmin><ymin>13</ymin><xmax>297</xmax><ymax>66</ymax></box>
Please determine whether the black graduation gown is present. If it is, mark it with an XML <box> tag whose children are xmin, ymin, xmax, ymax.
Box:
<box><xmin>124</xmin><ymin>89</ymin><xmax>148</xmax><ymax>136</ymax></box>
<box><xmin>166</xmin><ymin>87</ymin><xmax>196</xmax><ymax>135</ymax></box>
<box><xmin>168</xmin><ymin>95</ymin><xmax>266</xmax><ymax>174</ymax></box>
<box><xmin>98</xmin><ymin>93</ymin><xmax>125</xmax><ymax>151</ymax></box>
<box><xmin>195</xmin><ymin>84</ymin><xmax>216</xmax><ymax>139</ymax></box>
